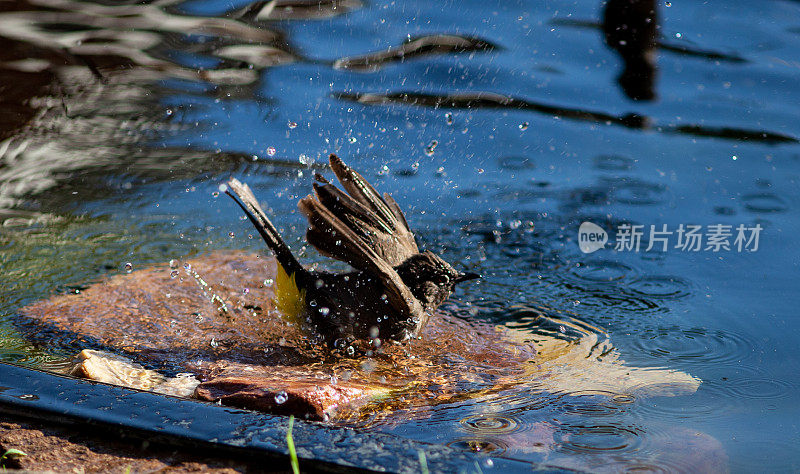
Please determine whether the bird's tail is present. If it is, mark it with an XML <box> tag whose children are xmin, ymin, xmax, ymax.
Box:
<box><xmin>225</xmin><ymin>178</ymin><xmax>305</xmax><ymax>278</ymax></box>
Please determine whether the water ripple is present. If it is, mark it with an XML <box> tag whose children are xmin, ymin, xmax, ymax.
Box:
<box><xmin>742</xmin><ymin>193</ymin><xmax>788</xmax><ymax>213</ymax></box>
<box><xmin>629</xmin><ymin>325</ymin><xmax>754</xmax><ymax>365</ymax></box>
<box><xmin>567</xmin><ymin>260</ymin><xmax>638</xmax><ymax>283</ymax></box>
<box><xmin>460</xmin><ymin>414</ymin><xmax>520</xmax><ymax>435</ymax></box>
<box><xmin>626</xmin><ymin>275</ymin><xmax>693</xmax><ymax>299</ymax></box>
<box><xmin>556</xmin><ymin>423</ymin><xmax>644</xmax><ymax>454</ymax></box>
<box><xmin>446</xmin><ymin>437</ymin><xmax>508</xmax><ymax>454</ymax></box>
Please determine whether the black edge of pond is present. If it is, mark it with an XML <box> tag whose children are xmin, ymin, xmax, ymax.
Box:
<box><xmin>0</xmin><ymin>362</ymin><xmax>540</xmax><ymax>473</ymax></box>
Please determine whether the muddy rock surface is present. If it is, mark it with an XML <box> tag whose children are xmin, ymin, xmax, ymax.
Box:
<box><xmin>18</xmin><ymin>251</ymin><xmax>699</xmax><ymax>423</ymax></box>
<box><xmin>19</xmin><ymin>252</ymin><xmax>537</xmax><ymax>420</ymax></box>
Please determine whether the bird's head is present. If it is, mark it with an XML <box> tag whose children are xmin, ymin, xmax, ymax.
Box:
<box><xmin>396</xmin><ymin>251</ymin><xmax>480</xmax><ymax>308</ymax></box>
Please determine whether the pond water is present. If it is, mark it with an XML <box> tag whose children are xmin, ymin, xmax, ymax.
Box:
<box><xmin>1</xmin><ymin>0</ymin><xmax>799</xmax><ymax>470</ymax></box>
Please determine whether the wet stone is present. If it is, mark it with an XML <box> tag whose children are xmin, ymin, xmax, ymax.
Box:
<box><xmin>18</xmin><ymin>252</ymin><xmax>700</xmax><ymax>424</ymax></box>
<box><xmin>19</xmin><ymin>252</ymin><xmax>537</xmax><ymax>421</ymax></box>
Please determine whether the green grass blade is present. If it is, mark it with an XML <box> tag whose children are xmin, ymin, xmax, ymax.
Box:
<box><xmin>286</xmin><ymin>415</ymin><xmax>300</xmax><ymax>474</ymax></box>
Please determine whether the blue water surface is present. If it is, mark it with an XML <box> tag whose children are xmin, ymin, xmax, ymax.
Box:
<box><xmin>0</xmin><ymin>0</ymin><xmax>799</xmax><ymax>470</ymax></box>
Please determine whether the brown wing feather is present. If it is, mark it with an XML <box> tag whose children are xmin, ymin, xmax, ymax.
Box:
<box><xmin>298</xmin><ymin>195</ymin><xmax>422</xmax><ymax>320</ymax></box>
<box><xmin>316</xmin><ymin>154</ymin><xmax>418</xmax><ymax>266</ymax></box>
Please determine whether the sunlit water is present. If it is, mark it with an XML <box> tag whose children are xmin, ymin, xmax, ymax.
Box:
<box><xmin>1</xmin><ymin>0</ymin><xmax>799</xmax><ymax>470</ymax></box>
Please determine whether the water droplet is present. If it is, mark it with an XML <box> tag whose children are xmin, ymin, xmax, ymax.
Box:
<box><xmin>665</xmin><ymin>1</ymin><xmax>671</xmax><ymax>6</ymax></box>
<box><xmin>346</xmin><ymin>346</ymin><xmax>355</xmax><ymax>356</ymax></box>
<box><xmin>169</xmin><ymin>259</ymin><xmax>178</xmax><ymax>268</ymax></box>
<box><xmin>519</xmin><ymin>122</ymin><xmax>529</xmax><ymax>130</ymax></box>
<box><xmin>360</xmin><ymin>359</ymin><xmax>376</xmax><ymax>372</ymax></box>
<box><xmin>477</xmin><ymin>168</ymin><xmax>485</xmax><ymax>174</ymax></box>
<box><xmin>275</xmin><ymin>390</ymin><xmax>288</xmax><ymax>404</ymax></box>
<box><xmin>424</xmin><ymin>140</ymin><xmax>438</xmax><ymax>156</ymax></box>
<box><xmin>299</xmin><ymin>154</ymin><xmax>314</xmax><ymax>166</ymax></box>
<box><xmin>732</xmin><ymin>155</ymin><xmax>738</xmax><ymax>161</ymax></box>
<box><xmin>242</xmin><ymin>288</ymin><xmax>250</xmax><ymax>295</ymax></box>
<box><xmin>319</xmin><ymin>307</ymin><xmax>330</xmax><ymax>316</ymax></box>
<box><xmin>445</xmin><ymin>113</ymin><xmax>454</xmax><ymax>125</ymax></box>
<box><xmin>266</xmin><ymin>146</ymin><xmax>276</xmax><ymax>156</ymax></box>
<box><xmin>210</xmin><ymin>338</ymin><xmax>219</xmax><ymax>348</ymax></box>
<box><xmin>212</xmin><ymin>191</ymin><xmax>219</xmax><ymax>198</ymax></box>
<box><xmin>264</xmin><ymin>278</ymin><xmax>274</xmax><ymax>286</ymax></box>
<box><xmin>675</xmin><ymin>32</ymin><xmax>682</xmax><ymax>38</ymax></box>
<box><xmin>124</xmin><ymin>262</ymin><xmax>133</xmax><ymax>273</ymax></box>
<box><xmin>170</xmin><ymin>270</ymin><xmax>179</xmax><ymax>278</ymax></box>
<box><xmin>287</xmin><ymin>121</ymin><xmax>297</xmax><ymax>129</ymax></box>
<box><xmin>348</xmin><ymin>136</ymin><xmax>357</xmax><ymax>144</ymax></box>
<box><xmin>369</xmin><ymin>326</ymin><xmax>379</xmax><ymax>338</ymax></box>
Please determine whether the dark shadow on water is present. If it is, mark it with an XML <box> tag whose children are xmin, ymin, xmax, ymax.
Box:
<box><xmin>602</xmin><ymin>0</ymin><xmax>658</xmax><ymax>101</ymax></box>
<box><xmin>334</xmin><ymin>91</ymin><xmax>797</xmax><ymax>144</ymax></box>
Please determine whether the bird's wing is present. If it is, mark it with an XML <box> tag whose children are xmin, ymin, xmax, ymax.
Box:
<box><xmin>298</xmin><ymin>195</ymin><xmax>423</xmax><ymax>321</ymax></box>
<box><xmin>305</xmin><ymin>154</ymin><xmax>418</xmax><ymax>267</ymax></box>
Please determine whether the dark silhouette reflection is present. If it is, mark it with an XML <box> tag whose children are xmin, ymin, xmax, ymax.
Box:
<box><xmin>232</xmin><ymin>0</ymin><xmax>362</xmax><ymax>21</ymax></box>
<box><xmin>0</xmin><ymin>0</ymin><xmax>300</xmax><ymax>219</ymax></box>
<box><xmin>334</xmin><ymin>91</ymin><xmax>797</xmax><ymax>144</ymax></box>
<box><xmin>336</xmin><ymin>91</ymin><xmax>648</xmax><ymax>127</ymax></box>
<box><xmin>334</xmin><ymin>35</ymin><xmax>497</xmax><ymax>72</ymax></box>
<box><xmin>554</xmin><ymin>14</ymin><xmax>745</xmax><ymax>99</ymax></box>
<box><xmin>602</xmin><ymin>0</ymin><xmax>658</xmax><ymax>101</ymax></box>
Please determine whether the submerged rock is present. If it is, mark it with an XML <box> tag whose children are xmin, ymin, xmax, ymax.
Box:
<box><xmin>70</xmin><ymin>349</ymin><xmax>199</xmax><ymax>398</ymax></box>
<box><xmin>20</xmin><ymin>252</ymin><xmax>700</xmax><ymax>423</ymax></box>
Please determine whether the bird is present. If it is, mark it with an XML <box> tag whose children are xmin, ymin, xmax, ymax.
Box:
<box><xmin>224</xmin><ymin>154</ymin><xmax>479</xmax><ymax>349</ymax></box>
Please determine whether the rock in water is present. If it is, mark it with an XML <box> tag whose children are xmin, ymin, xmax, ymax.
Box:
<box><xmin>70</xmin><ymin>349</ymin><xmax>199</xmax><ymax>397</ymax></box>
<box><xmin>19</xmin><ymin>251</ymin><xmax>700</xmax><ymax>423</ymax></box>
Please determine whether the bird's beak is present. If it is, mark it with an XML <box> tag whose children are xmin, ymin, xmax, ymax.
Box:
<box><xmin>455</xmin><ymin>272</ymin><xmax>481</xmax><ymax>284</ymax></box>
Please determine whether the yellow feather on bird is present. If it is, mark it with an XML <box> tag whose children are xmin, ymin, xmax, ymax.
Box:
<box><xmin>274</xmin><ymin>262</ymin><xmax>306</xmax><ymax>324</ymax></box>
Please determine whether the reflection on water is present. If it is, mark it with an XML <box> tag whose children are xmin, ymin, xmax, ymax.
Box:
<box><xmin>334</xmin><ymin>34</ymin><xmax>497</xmax><ymax>72</ymax></box>
<box><xmin>1</xmin><ymin>0</ymin><xmax>800</xmax><ymax>470</ymax></box>
<box><xmin>335</xmin><ymin>90</ymin><xmax>796</xmax><ymax>143</ymax></box>
<box><xmin>602</xmin><ymin>0</ymin><xmax>658</xmax><ymax>101</ymax></box>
